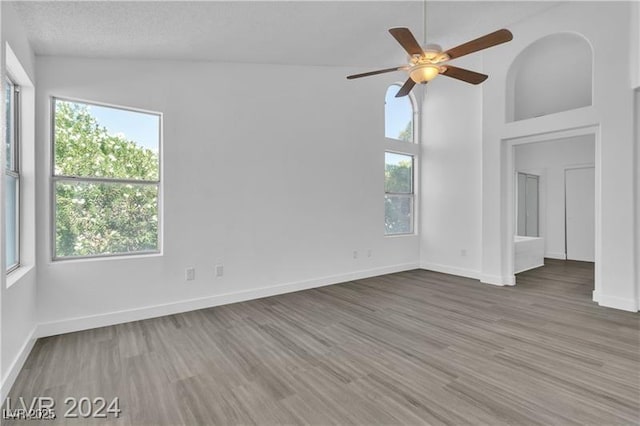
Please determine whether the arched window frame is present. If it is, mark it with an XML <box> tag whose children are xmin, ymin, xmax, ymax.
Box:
<box><xmin>383</xmin><ymin>83</ymin><xmax>420</xmax><ymax>236</ymax></box>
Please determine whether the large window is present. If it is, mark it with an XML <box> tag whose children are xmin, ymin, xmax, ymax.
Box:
<box><xmin>52</xmin><ymin>98</ymin><xmax>161</xmax><ymax>259</ymax></box>
<box><xmin>384</xmin><ymin>84</ymin><xmax>416</xmax><ymax>235</ymax></box>
<box><xmin>5</xmin><ymin>78</ymin><xmax>20</xmax><ymax>271</ymax></box>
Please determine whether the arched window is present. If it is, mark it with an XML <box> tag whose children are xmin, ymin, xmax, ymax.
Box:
<box><xmin>384</xmin><ymin>84</ymin><xmax>417</xmax><ymax>235</ymax></box>
<box><xmin>385</xmin><ymin>85</ymin><xmax>414</xmax><ymax>142</ymax></box>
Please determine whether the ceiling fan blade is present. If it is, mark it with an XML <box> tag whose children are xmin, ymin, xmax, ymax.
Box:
<box><xmin>346</xmin><ymin>66</ymin><xmax>406</xmax><ymax>80</ymax></box>
<box><xmin>441</xmin><ymin>65</ymin><xmax>488</xmax><ymax>85</ymax></box>
<box><xmin>444</xmin><ymin>29</ymin><xmax>513</xmax><ymax>60</ymax></box>
<box><xmin>389</xmin><ymin>28</ymin><xmax>424</xmax><ymax>56</ymax></box>
<box><xmin>395</xmin><ymin>78</ymin><xmax>416</xmax><ymax>97</ymax></box>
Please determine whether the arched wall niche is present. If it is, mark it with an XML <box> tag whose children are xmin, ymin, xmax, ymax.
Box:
<box><xmin>506</xmin><ymin>32</ymin><xmax>593</xmax><ymax>122</ymax></box>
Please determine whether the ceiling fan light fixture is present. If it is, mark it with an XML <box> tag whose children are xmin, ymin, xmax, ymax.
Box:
<box><xmin>409</xmin><ymin>64</ymin><xmax>440</xmax><ymax>83</ymax></box>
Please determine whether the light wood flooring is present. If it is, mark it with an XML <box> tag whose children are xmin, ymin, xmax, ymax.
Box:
<box><xmin>4</xmin><ymin>260</ymin><xmax>640</xmax><ymax>425</ymax></box>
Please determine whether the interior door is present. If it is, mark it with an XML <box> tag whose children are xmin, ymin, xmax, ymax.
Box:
<box><xmin>565</xmin><ymin>167</ymin><xmax>595</xmax><ymax>262</ymax></box>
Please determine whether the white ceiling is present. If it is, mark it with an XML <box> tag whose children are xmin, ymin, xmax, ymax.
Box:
<box><xmin>11</xmin><ymin>1</ymin><xmax>561</xmax><ymax>68</ymax></box>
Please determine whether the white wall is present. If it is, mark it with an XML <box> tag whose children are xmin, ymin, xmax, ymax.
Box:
<box><xmin>631</xmin><ymin>1</ymin><xmax>639</xmax><ymax>89</ymax></box>
<box><xmin>35</xmin><ymin>57</ymin><xmax>420</xmax><ymax>334</ymax></box>
<box><xmin>482</xmin><ymin>2</ymin><xmax>638</xmax><ymax>311</ymax></box>
<box><xmin>0</xmin><ymin>2</ymin><xmax>37</xmax><ymax>400</ymax></box>
<box><xmin>633</xmin><ymin>3</ymin><xmax>640</xmax><ymax>306</ymax></box>
<box><xmin>514</xmin><ymin>135</ymin><xmax>595</xmax><ymax>260</ymax></box>
<box><xmin>635</xmin><ymin>89</ymin><xmax>639</xmax><ymax>307</ymax></box>
<box><xmin>419</xmin><ymin>55</ymin><xmax>482</xmax><ymax>279</ymax></box>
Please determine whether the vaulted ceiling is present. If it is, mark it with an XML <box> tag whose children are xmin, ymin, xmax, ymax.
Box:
<box><xmin>12</xmin><ymin>1</ymin><xmax>561</xmax><ymax>68</ymax></box>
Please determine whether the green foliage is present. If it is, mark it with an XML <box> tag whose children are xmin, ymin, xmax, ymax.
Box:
<box><xmin>397</xmin><ymin>121</ymin><xmax>413</xmax><ymax>142</ymax></box>
<box><xmin>384</xmin><ymin>160</ymin><xmax>413</xmax><ymax>234</ymax></box>
<box><xmin>54</xmin><ymin>101</ymin><xmax>159</xmax><ymax>257</ymax></box>
<box><xmin>55</xmin><ymin>102</ymin><xmax>158</xmax><ymax>180</ymax></box>
<box><xmin>385</xmin><ymin>160</ymin><xmax>412</xmax><ymax>193</ymax></box>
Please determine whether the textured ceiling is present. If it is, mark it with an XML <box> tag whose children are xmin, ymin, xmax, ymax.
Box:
<box><xmin>11</xmin><ymin>1</ymin><xmax>561</xmax><ymax>68</ymax></box>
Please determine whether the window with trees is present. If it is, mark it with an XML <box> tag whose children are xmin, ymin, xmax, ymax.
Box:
<box><xmin>52</xmin><ymin>99</ymin><xmax>161</xmax><ymax>259</ymax></box>
<box><xmin>5</xmin><ymin>77</ymin><xmax>20</xmax><ymax>272</ymax></box>
<box><xmin>385</xmin><ymin>152</ymin><xmax>414</xmax><ymax>234</ymax></box>
<box><xmin>384</xmin><ymin>84</ymin><xmax>416</xmax><ymax>235</ymax></box>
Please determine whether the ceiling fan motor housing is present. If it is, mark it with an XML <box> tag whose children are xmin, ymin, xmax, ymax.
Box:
<box><xmin>410</xmin><ymin>44</ymin><xmax>449</xmax><ymax>65</ymax></box>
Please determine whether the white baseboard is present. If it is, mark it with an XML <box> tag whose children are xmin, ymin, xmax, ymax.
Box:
<box><xmin>480</xmin><ymin>274</ymin><xmax>516</xmax><ymax>286</ymax></box>
<box><xmin>1</xmin><ymin>327</ymin><xmax>37</xmax><ymax>403</ymax></box>
<box><xmin>37</xmin><ymin>262</ymin><xmax>420</xmax><ymax>338</ymax></box>
<box><xmin>597</xmin><ymin>294</ymin><xmax>639</xmax><ymax>312</ymax></box>
<box><xmin>545</xmin><ymin>252</ymin><xmax>566</xmax><ymax>260</ymax></box>
<box><xmin>420</xmin><ymin>262</ymin><xmax>480</xmax><ymax>280</ymax></box>
<box><xmin>592</xmin><ymin>290</ymin><xmax>600</xmax><ymax>302</ymax></box>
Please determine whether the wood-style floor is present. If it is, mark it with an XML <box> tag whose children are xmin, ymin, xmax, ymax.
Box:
<box><xmin>5</xmin><ymin>260</ymin><xmax>640</xmax><ymax>425</ymax></box>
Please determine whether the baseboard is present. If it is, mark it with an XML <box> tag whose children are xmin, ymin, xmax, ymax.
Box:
<box><xmin>1</xmin><ymin>327</ymin><xmax>37</xmax><ymax>403</ymax></box>
<box><xmin>37</xmin><ymin>262</ymin><xmax>420</xmax><ymax>338</ymax></box>
<box><xmin>480</xmin><ymin>274</ymin><xmax>516</xmax><ymax>286</ymax></box>
<box><xmin>420</xmin><ymin>262</ymin><xmax>480</xmax><ymax>280</ymax></box>
<box><xmin>545</xmin><ymin>252</ymin><xmax>566</xmax><ymax>260</ymax></box>
<box><xmin>592</xmin><ymin>290</ymin><xmax>600</xmax><ymax>302</ymax></box>
<box><xmin>597</xmin><ymin>294</ymin><xmax>639</xmax><ymax>312</ymax></box>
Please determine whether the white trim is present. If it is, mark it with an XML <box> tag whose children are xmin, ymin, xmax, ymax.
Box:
<box><xmin>0</xmin><ymin>327</ymin><xmax>37</xmax><ymax>403</ymax></box>
<box><xmin>514</xmin><ymin>262</ymin><xmax>544</xmax><ymax>274</ymax></box>
<box><xmin>420</xmin><ymin>262</ymin><xmax>480</xmax><ymax>280</ymax></box>
<box><xmin>36</xmin><ymin>263</ymin><xmax>419</xmax><ymax>338</ymax></box>
<box><xmin>545</xmin><ymin>252</ymin><xmax>567</xmax><ymax>260</ymax></box>
<box><xmin>480</xmin><ymin>274</ymin><xmax>516</xmax><ymax>286</ymax></box>
<box><xmin>597</xmin><ymin>294</ymin><xmax>639</xmax><ymax>312</ymax></box>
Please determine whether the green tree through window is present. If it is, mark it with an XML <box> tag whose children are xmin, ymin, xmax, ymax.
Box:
<box><xmin>384</xmin><ymin>153</ymin><xmax>413</xmax><ymax>235</ymax></box>
<box><xmin>397</xmin><ymin>121</ymin><xmax>413</xmax><ymax>142</ymax></box>
<box><xmin>384</xmin><ymin>83</ymin><xmax>416</xmax><ymax>235</ymax></box>
<box><xmin>54</xmin><ymin>100</ymin><xmax>160</xmax><ymax>258</ymax></box>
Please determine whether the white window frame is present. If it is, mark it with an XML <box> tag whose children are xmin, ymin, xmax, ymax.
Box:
<box><xmin>384</xmin><ymin>83</ymin><xmax>419</xmax><ymax>236</ymax></box>
<box><xmin>5</xmin><ymin>76</ymin><xmax>20</xmax><ymax>273</ymax></box>
<box><xmin>50</xmin><ymin>97</ymin><xmax>163</xmax><ymax>261</ymax></box>
<box><xmin>384</xmin><ymin>151</ymin><xmax>415</xmax><ymax>235</ymax></box>
<box><xmin>5</xmin><ymin>42</ymin><xmax>36</xmax><ymax>287</ymax></box>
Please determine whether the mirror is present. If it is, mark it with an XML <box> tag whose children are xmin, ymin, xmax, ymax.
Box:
<box><xmin>517</xmin><ymin>172</ymin><xmax>539</xmax><ymax>237</ymax></box>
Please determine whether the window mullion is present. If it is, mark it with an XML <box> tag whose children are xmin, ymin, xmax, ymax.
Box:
<box><xmin>53</xmin><ymin>175</ymin><xmax>159</xmax><ymax>185</ymax></box>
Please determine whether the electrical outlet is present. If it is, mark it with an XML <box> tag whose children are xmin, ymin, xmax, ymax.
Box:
<box><xmin>185</xmin><ymin>267</ymin><xmax>195</xmax><ymax>281</ymax></box>
<box><xmin>215</xmin><ymin>264</ymin><xmax>224</xmax><ymax>277</ymax></box>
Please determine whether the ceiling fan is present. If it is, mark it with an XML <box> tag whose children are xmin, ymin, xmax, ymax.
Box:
<box><xmin>347</xmin><ymin>27</ymin><xmax>513</xmax><ymax>97</ymax></box>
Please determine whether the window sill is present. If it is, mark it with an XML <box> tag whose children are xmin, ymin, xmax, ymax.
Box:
<box><xmin>51</xmin><ymin>251</ymin><xmax>163</xmax><ymax>265</ymax></box>
<box><xmin>384</xmin><ymin>233</ymin><xmax>418</xmax><ymax>238</ymax></box>
<box><xmin>7</xmin><ymin>264</ymin><xmax>35</xmax><ymax>288</ymax></box>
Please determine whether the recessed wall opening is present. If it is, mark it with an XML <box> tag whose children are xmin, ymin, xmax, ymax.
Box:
<box><xmin>506</xmin><ymin>33</ymin><xmax>593</xmax><ymax>122</ymax></box>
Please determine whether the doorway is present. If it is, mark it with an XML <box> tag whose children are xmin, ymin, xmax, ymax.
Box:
<box><xmin>509</xmin><ymin>132</ymin><xmax>597</xmax><ymax>301</ymax></box>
